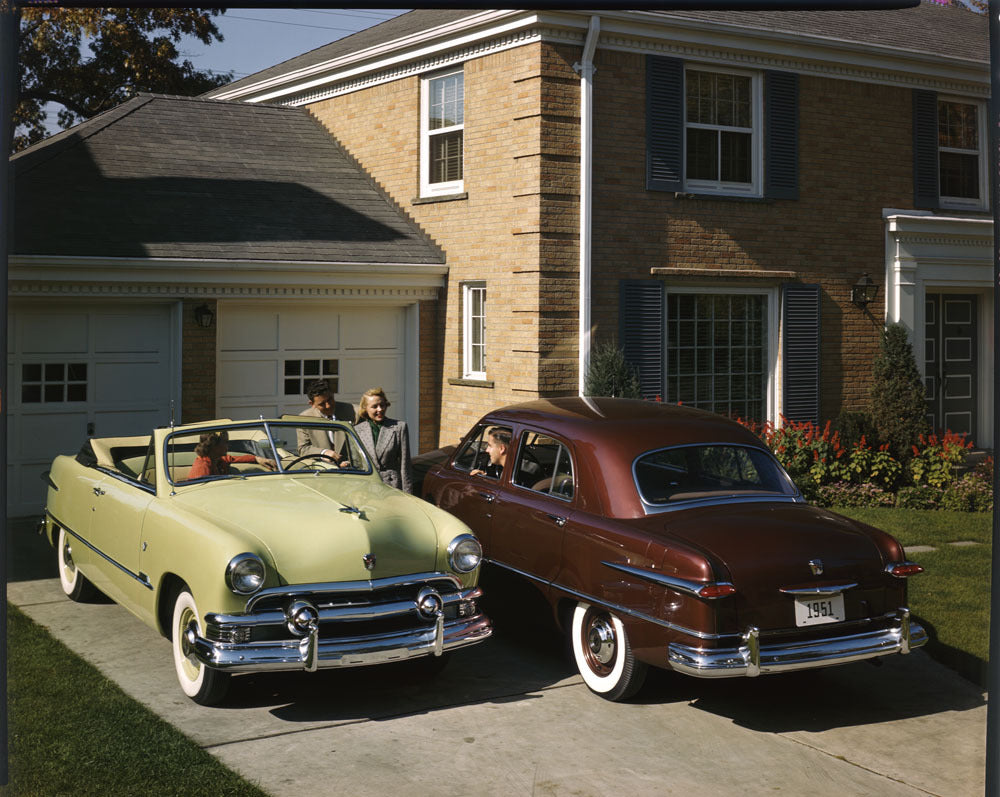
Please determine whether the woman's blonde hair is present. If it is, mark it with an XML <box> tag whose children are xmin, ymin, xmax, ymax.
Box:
<box><xmin>357</xmin><ymin>387</ymin><xmax>390</xmax><ymax>423</ymax></box>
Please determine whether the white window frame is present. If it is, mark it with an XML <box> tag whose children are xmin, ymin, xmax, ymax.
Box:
<box><xmin>938</xmin><ymin>96</ymin><xmax>988</xmax><ymax>211</ymax></box>
<box><xmin>683</xmin><ymin>65</ymin><xmax>763</xmax><ymax>198</ymax></box>
<box><xmin>462</xmin><ymin>281</ymin><xmax>486</xmax><ymax>380</ymax></box>
<box><xmin>420</xmin><ymin>68</ymin><xmax>465</xmax><ymax>198</ymax></box>
<box><xmin>664</xmin><ymin>285</ymin><xmax>779</xmax><ymax>423</ymax></box>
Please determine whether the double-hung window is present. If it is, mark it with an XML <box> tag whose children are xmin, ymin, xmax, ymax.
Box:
<box><xmin>685</xmin><ymin>68</ymin><xmax>761</xmax><ymax>196</ymax></box>
<box><xmin>938</xmin><ymin>97</ymin><xmax>987</xmax><ymax>210</ymax></box>
<box><xmin>421</xmin><ymin>68</ymin><xmax>464</xmax><ymax>197</ymax></box>
<box><xmin>462</xmin><ymin>282</ymin><xmax>486</xmax><ymax>380</ymax></box>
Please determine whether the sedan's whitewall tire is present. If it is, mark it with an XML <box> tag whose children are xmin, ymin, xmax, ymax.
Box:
<box><xmin>171</xmin><ymin>587</ymin><xmax>230</xmax><ymax>706</ymax></box>
<box><xmin>571</xmin><ymin>601</ymin><xmax>647</xmax><ymax>701</ymax></box>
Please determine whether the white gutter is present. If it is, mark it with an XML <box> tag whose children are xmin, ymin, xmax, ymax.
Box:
<box><xmin>575</xmin><ymin>15</ymin><xmax>600</xmax><ymax>396</ymax></box>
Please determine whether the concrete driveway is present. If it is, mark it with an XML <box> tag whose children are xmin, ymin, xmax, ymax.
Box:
<box><xmin>7</xmin><ymin>518</ymin><xmax>987</xmax><ymax>796</ymax></box>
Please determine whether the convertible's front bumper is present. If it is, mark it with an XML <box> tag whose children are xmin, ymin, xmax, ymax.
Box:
<box><xmin>186</xmin><ymin>580</ymin><xmax>492</xmax><ymax>674</ymax></box>
<box><xmin>667</xmin><ymin>608</ymin><xmax>927</xmax><ymax>678</ymax></box>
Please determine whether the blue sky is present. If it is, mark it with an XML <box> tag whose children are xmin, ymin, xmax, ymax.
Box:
<box><xmin>181</xmin><ymin>8</ymin><xmax>409</xmax><ymax>82</ymax></box>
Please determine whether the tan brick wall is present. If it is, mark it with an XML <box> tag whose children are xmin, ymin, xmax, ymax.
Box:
<box><xmin>181</xmin><ymin>299</ymin><xmax>217</xmax><ymax>423</ymax></box>
<box><xmin>589</xmin><ymin>52</ymin><xmax>913</xmax><ymax>422</ymax></box>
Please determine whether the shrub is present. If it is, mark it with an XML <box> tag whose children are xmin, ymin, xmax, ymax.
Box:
<box><xmin>817</xmin><ymin>482</ymin><xmax>895</xmax><ymax>508</ymax></box>
<box><xmin>868</xmin><ymin>323</ymin><xmax>929</xmax><ymax>463</ymax></box>
<box><xmin>908</xmin><ymin>431</ymin><xmax>972</xmax><ymax>488</ymax></box>
<box><xmin>941</xmin><ymin>473</ymin><xmax>994</xmax><ymax>513</ymax></box>
<box><xmin>896</xmin><ymin>484</ymin><xmax>942</xmax><ymax>510</ymax></box>
<box><xmin>584</xmin><ymin>342</ymin><xmax>642</xmax><ymax>399</ymax></box>
<box><xmin>834</xmin><ymin>410</ymin><xmax>880</xmax><ymax>451</ymax></box>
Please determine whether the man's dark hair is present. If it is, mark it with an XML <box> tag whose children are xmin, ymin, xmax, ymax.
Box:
<box><xmin>306</xmin><ymin>379</ymin><xmax>333</xmax><ymax>402</ymax></box>
<box><xmin>489</xmin><ymin>428</ymin><xmax>511</xmax><ymax>448</ymax></box>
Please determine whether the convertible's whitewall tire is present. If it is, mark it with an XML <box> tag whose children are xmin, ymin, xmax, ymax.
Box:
<box><xmin>571</xmin><ymin>602</ymin><xmax>647</xmax><ymax>701</ymax></box>
<box><xmin>171</xmin><ymin>588</ymin><xmax>230</xmax><ymax>706</ymax></box>
<box><xmin>57</xmin><ymin>527</ymin><xmax>97</xmax><ymax>602</ymax></box>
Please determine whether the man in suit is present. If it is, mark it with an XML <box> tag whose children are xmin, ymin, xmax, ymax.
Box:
<box><xmin>296</xmin><ymin>379</ymin><xmax>354</xmax><ymax>465</ymax></box>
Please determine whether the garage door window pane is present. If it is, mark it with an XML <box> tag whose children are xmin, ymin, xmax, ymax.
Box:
<box><xmin>284</xmin><ymin>359</ymin><xmax>339</xmax><ymax>396</ymax></box>
<box><xmin>22</xmin><ymin>362</ymin><xmax>87</xmax><ymax>404</ymax></box>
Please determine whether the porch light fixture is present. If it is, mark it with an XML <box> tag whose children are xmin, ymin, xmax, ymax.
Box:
<box><xmin>194</xmin><ymin>304</ymin><xmax>215</xmax><ymax>328</ymax></box>
<box><xmin>851</xmin><ymin>273</ymin><xmax>879</xmax><ymax>310</ymax></box>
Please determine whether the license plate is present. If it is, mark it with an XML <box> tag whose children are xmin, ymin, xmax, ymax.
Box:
<box><xmin>793</xmin><ymin>594</ymin><xmax>845</xmax><ymax>627</ymax></box>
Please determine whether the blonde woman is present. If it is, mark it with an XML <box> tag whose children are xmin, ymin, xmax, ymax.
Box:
<box><xmin>354</xmin><ymin>387</ymin><xmax>412</xmax><ymax>493</ymax></box>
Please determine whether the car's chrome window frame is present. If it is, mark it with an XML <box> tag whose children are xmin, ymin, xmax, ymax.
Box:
<box><xmin>164</xmin><ymin>420</ymin><xmax>374</xmax><ymax>487</ymax></box>
<box><xmin>632</xmin><ymin>442</ymin><xmax>802</xmax><ymax>513</ymax></box>
<box><xmin>510</xmin><ymin>428</ymin><xmax>575</xmax><ymax>503</ymax></box>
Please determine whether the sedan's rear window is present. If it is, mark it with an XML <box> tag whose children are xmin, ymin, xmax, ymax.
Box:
<box><xmin>634</xmin><ymin>444</ymin><xmax>796</xmax><ymax>505</ymax></box>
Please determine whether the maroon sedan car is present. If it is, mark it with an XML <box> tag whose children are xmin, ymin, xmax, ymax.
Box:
<box><xmin>419</xmin><ymin>397</ymin><xmax>926</xmax><ymax>701</ymax></box>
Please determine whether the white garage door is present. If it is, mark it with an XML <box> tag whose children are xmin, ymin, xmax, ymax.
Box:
<box><xmin>217</xmin><ymin>302</ymin><xmax>409</xmax><ymax>425</ymax></box>
<box><xmin>7</xmin><ymin>302</ymin><xmax>178</xmax><ymax>517</ymax></box>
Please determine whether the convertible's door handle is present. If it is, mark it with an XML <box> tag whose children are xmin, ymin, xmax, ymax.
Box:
<box><xmin>477</xmin><ymin>492</ymin><xmax>496</xmax><ymax>503</ymax></box>
<box><xmin>547</xmin><ymin>514</ymin><xmax>566</xmax><ymax>527</ymax></box>
<box><xmin>93</xmin><ymin>486</ymin><xmax>106</xmax><ymax>496</ymax></box>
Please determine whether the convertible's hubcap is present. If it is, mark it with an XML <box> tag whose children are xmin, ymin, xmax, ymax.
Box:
<box><xmin>179</xmin><ymin>610</ymin><xmax>200</xmax><ymax>677</ymax></box>
<box><xmin>587</xmin><ymin>616</ymin><xmax>617</xmax><ymax>666</ymax></box>
<box><xmin>62</xmin><ymin>541</ymin><xmax>74</xmax><ymax>570</ymax></box>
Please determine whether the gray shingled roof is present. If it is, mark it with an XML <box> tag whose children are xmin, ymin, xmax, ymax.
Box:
<box><xmin>209</xmin><ymin>2</ymin><xmax>985</xmax><ymax>99</ymax></box>
<box><xmin>12</xmin><ymin>94</ymin><xmax>444</xmax><ymax>264</ymax></box>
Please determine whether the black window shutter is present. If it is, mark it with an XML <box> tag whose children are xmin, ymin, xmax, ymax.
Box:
<box><xmin>913</xmin><ymin>90</ymin><xmax>938</xmax><ymax>209</ymax></box>
<box><xmin>619</xmin><ymin>280</ymin><xmax>664</xmax><ymax>398</ymax></box>
<box><xmin>765</xmin><ymin>71</ymin><xmax>798</xmax><ymax>200</ymax></box>
<box><xmin>781</xmin><ymin>283</ymin><xmax>821</xmax><ymax>425</ymax></box>
<box><xmin>646</xmin><ymin>55</ymin><xmax>684</xmax><ymax>192</ymax></box>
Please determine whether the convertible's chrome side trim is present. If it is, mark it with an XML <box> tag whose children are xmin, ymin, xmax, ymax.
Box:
<box><xmin>485</xmin><ymin>558</ymin><xmax>740</xmax><ymax>642</ymax></box>
<box><xmin>668</xmin><ymin>608</ymin><xmax>927</xmax><ymax>678</ymax></box>
<box><xmin>46</xmin><ymin>512</ymin><xmax>153</xmax><ymax>591</ymax></box>
<box><xmin>245</xmin><ymin>572</ymin><xmax>464</xmax><ymax>611</ymax></box>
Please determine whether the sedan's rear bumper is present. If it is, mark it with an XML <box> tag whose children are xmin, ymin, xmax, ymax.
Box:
<box><xmin>186</xmin><ymin>614</ymin><xmax>492</xmax><ymax>674</ymax></box>
<box><xmin>667</xmin><ymin>608</ymin><xmax>927</xmax><ymax>678</ymax></box>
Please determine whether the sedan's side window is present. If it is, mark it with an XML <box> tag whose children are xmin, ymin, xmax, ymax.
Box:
<box><xmin>453</xmin><ymin>424</ymin><xmax>512</xmax><ymax>480</ymax></box>
<box><xmin>513</xmin><ymin>432</ymin><xmax>574</xmax><ymax>500</ymax></box>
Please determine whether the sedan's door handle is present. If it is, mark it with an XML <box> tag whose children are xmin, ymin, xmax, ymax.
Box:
<box><xmin>547</xmin><ymin>514</ymin><xmax>566</xmax><ymax>527</ymax></box>
<box><xmin>478</xmin><ymin>492</ymin><xmax>495</xmax><ymax>503</ymax></box>
<box><xmin>93</xmin><ymin>486</ymin><xmax>106</xmax><ymax>496</ymax></box>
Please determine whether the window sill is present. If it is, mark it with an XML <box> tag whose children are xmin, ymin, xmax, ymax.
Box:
<box><xmin>448</xmin><ymin>377</ymin><xmax>494</xmax><ymax>388</ymax></box>
<box><xmin>672</xmin><ymin>191</ymin><xmax>770</xmax><ymax>203</ymax></box>
<box><xmin>413</xmin><ymin>192</ymin><xmax>468</xmax><ymax>206</ymax></box>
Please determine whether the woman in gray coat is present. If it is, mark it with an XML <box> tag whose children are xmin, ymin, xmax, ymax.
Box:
<box><xmin>354</xmin><ymin>387</ymin><xmax>413</xmax><ymax>494</ymax></box>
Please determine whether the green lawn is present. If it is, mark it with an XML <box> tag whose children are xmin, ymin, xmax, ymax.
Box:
<box><xmin>833</xmin><ymin>506</ymin><xmax>992</xmax><ymax>680</ymax></box>
<box><xmin>6</xmin><ymin>604</ymin><xmax>268</xmax><ymax>797</ymax></box>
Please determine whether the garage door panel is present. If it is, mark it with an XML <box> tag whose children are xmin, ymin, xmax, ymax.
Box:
<box><xmin>220</xmin><ymin>309</ymin><xmax>279</xmax><ymax>352</ymax></box>
<box><xmin>93</xmin><ymin>409</ymin><xmax>167</xmax><ymax>438</ymax></box>
<box><xmin>339</xmin><ymin>356</ymin><xmax>402</xmax><ymax>400</ymax></box>
<box><xmin>8</xmin><ymin>464</ymin><xmax>50</xmax><ymax>510</ymax></box>
<box><xmin>94</xmin><ymin>314</ymin><xmax>169</xmax><ymax>353</ymax></box>
<box><xmin>17</xmin><ymin>411</ymin><xmax>89</xmax><ymax>460</ymax></box>
<box><xmin>282</xmin><ymin>311</ymin><xmax>340</xmax><ymax>351</ymax></box>
<box><xmin>94</xmin><ymin>361</ymin><xmax>169</xmax><ymax>402</ymax></box>
<box><xmin>219</xmin><ymin>359</ymin><xmax>279</xmax><ymax>398</ymax></box>
<box><xmin>341</xmin><ymin>311</ymin><xmax>400</xmax><ymax>350</ymax></box>
<box><xmin>19</xmin><ymin>314</ymin><xmax>89</xmax><ymax>354</ymax></box>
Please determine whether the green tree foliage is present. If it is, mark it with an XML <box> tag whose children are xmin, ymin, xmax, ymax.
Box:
<box><xmin>868</xmin><ymin>323</ymin><xmax>929</xmax><ymax>462</ymax></box>
<box><xmin>584</xmin><ymin>342</ymin><xmax>643</xmax><ymax>399</ymax></box>
<box><xmin>13</xmin><ymin>7</ymin><xmax>232</xmax><ymax>152</ymax></box>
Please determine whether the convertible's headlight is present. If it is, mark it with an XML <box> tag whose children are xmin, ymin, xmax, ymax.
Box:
<box><xmin>447</xmin><ymin>534</ymin><xmax>483</xmax><ymax>573</ymax></box>
<box><xmin>226</xmin><ymin>553</ymin><xmax>266</xmax><ymax>595</ymax></box>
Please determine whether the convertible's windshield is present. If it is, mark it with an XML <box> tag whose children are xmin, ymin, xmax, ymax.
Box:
<box><xmin>166</xmin><ymin>422</ymin><xmax>372</xmax><ymax>485</ymax></box>
<box><xmin>633</xmin><ymin>444</ymin><xmax>797</xmax><ymax>506</ymax></box>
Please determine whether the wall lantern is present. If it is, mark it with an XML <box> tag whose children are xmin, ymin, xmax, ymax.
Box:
<box><xmin>850</xmin><ymin>273</ymin><xmax>879</xmax><ymax>310</ymax></box>
<box><xmin>194</xmin><ymin>304</ymin><xmax>215</xmax><ymax>329</ymax></box>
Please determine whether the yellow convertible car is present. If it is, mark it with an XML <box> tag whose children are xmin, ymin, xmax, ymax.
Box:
<box><xmin>40</xmin><ymin>417</ymin><xmax>492</xmax><ymax>705</ymax></box>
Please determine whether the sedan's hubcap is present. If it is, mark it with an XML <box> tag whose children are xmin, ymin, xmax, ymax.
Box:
<box><xmin>587</xmin><ymin>617</ymin><xmax>617</xmax><ymax>665</ymax></box>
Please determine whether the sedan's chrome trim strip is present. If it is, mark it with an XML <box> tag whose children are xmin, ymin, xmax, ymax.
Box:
<box><xmin>601</xmin><ymin>561</ymin><xmax>735</xmax><ymax>598</ymax></box>
<box><xmin>779</xmin><ymin>583</ymin><xmax>858</xmax><ymax>597</ymax></box>
<box><xmin>46</xmin><ymin>512</ymin><xmax>153</xmax><ymax>590</ymax></box>
<box><xmin>485</xmin><ymin>558</ymin><xmax>739</xmax><ymax>641</ymax></box>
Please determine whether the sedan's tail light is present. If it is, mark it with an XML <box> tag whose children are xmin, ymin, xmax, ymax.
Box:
<box><xmin>886</xmin><ymin>562</ymin><xmax>924</xmax><ymax>578</ymax></box>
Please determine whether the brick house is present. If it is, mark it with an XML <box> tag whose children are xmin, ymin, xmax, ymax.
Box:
<box><xmin>207</xmin><ymin>4</ymin><xmax>993</xmax><ymax>446</ymax></box>
<box><xmin>9</xmin><ymin>4</ymin><xmax>993</xmax><ymax>514</ymax></box>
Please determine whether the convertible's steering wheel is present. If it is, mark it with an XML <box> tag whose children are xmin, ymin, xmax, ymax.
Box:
<box><xmin>285</xmin><ymin>453</ymin><xmax>337</xmax><ymax>470</ymax></box>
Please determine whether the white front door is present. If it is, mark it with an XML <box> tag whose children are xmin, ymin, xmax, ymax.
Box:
<box><xmin>216</xmin><ymin>302</ymin><xmax>409</xmax><ymax>425</ymax></box>
<box><xmin>7</xmin><ymin>302</ymin><xmax>178</xmax><ymax>517</ymax></box>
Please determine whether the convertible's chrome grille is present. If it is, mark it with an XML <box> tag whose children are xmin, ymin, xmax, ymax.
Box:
<box><xmin>249</xmin><ymin>580</ymin><xmax>461</xmax><ymax>614</ymax></box>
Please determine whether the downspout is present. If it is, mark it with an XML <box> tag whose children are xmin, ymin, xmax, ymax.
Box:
<box><xmin>575</xmin><ymin>15</ymin><xmax>600</xmax><ymax>396</ymax></box>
